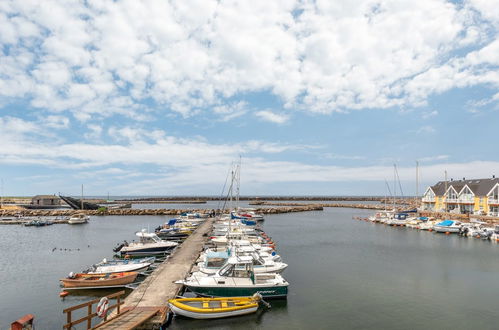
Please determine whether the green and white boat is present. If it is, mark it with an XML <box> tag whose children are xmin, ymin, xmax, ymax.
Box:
<box><xmin>178</xmin><ymin>256</ymin><xmax>289</xmax><ymax>299</ymax></box>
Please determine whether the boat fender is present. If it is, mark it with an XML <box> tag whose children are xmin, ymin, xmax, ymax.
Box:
<box><xmin>96</xmin><ymin>297</ymin><xmax>109</xmax><ymax>318</ymax></box>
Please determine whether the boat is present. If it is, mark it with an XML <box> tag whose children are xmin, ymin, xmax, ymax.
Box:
<box><xmin>24</xmin><ymin>219</ymin><xmax>53</xmax><ymax>227</ymax></box>
<box><xmin>115</xmin><ymin>230</ymin><xmax>178</xmax><ymax>257</ymax></box>
<box><xmin>178</xmin><ymin>256</ymin><xmax>289</xmax><ymax>298</ymax></box>
<box><xmin>433</xmin><ymin>220</ymin><xmax>461</xmax><ymax>233</ymax></box>
<box><xmin>198</xmin><ymin>251</ymin><xmax>287</xmax><ymax>275</ymax></box>
<box><xmin>168</xmin><ymin>294</ymin><xmax>263</xmax><ymax>319</ymax></box>
<box><xmin>68</xmin><ymin>213</ymin><xmax>89</xmax><ymax>224</ymax></box>
<box><xmin>60</xmin><ymin>271</ymin><xmax>138</xmax><ymax>288</ymax></box>
<box><xmin>85</xmin><ymin>257</ymin><xmax>155</xmax><ymax>274</ymax></box>
<box><xmin>368</xmin><ymin>210</ymin><xmax>394</xmax><ymax>223</ymax></box>
<box><xmin>386</xmin><ymin>213</ymin><xmax>409</xmax><ymax>226</ymax></box>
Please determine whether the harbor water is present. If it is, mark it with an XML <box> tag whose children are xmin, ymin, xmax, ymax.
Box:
<box><xmin>2</xmin><ymin>206</ymin><xmax>499</xmax><ymax>329</ymax></box>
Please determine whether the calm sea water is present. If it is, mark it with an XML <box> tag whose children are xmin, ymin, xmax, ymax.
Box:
<box><xmin>2</xmin><ymin>207</ymin><xmax>499</xmax><ymax>329</ymax></box>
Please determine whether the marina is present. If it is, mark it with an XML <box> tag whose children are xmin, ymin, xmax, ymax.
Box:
<box><xmin>3</xmin><ymin>204</ymin><xmax>499</xmax><ymax>328</ymax></box>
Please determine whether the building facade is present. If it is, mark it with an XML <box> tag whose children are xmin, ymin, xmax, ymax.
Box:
<box><xmin>421</xmin><ymin>178</ymin><xmax>499</xmax><ymax>216</ymax></box>
<box><xmin>32</xmin><ymin>195</ymin><xmax>61</xmax><ymax>206</ymax></box>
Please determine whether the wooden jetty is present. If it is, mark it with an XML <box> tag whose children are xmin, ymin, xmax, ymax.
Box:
<box><xmin>96</xmin><ymin>217</ymin><xmax>215</xmax><ymax>329</ymax></box>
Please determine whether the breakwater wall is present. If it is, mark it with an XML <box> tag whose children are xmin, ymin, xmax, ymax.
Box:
<box><xmin>252</xmin><ymin>202</ymin><xmax>405</xmax><ymax>210</ymax></box>
<box><xmin>0</xmin><ymin>205</ymin><xmax>323</xmax><ymax>217</ymax></box>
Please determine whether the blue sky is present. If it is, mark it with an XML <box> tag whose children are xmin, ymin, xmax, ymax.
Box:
<box><xmin>1</xmin><ymin>0</ymin><xmax>498</xmax><ymax>196</ymax></box>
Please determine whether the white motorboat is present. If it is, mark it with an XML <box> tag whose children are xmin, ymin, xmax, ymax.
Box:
<box><xmin>86</xmin><ymin>257</ymin><xmax>155</xmax><ymax>274</ymax></box>
<box><xmin>369</xmin><ymin>210</ymin><xmax>394</xmax><ymax>223</ymax></box>
<box><xmin>178</xmin><ymin>256</ymin><xmax>289</xmax><ymax>298</ymax></box>
<box><xmin>433</xmin><ymin>220</ymin><xmax>461</xmax><ymax>233</ymax></box>
<box><xmin>386</xmin><ymin>213</ymin><xmax>409</xmax><ymax>226</ymax></box>
<box><xmin>68</xmin><ymin>213</ymin><xmax>89</xmax><ymax>224</ymax></box>
<box><xmin>198</xmin><ymin>251</ymin><xmax>287</xmax><ymax>275</ymax></box>
<box><xmin>116</xmin><ymin>230</ymin><xmax>178</xmax><ymax>256</ymax></box>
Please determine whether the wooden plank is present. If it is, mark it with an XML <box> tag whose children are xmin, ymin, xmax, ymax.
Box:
<box><xmin>93</xmin><ymin>308</ymin><xmax>159</xmax><ymax>330</ymax></box>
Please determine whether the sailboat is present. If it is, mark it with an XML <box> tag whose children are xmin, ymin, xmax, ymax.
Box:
<box><xmin>68</xmin><ymin>185</ymin><xmax>90</xmax><ymax>224</ymax></box>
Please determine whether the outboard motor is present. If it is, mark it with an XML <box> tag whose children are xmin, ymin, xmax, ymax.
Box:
<box><xmin>113</xmin><ymin>243</ymin><xmax>125</xmax><ymax>253</ymax></box>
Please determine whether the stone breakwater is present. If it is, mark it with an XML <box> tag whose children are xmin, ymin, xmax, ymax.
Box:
<box><xmin>251</xmin><ymin>202</ymin><xmax>403</xmax><ymax>210</ymax></box>
<box><xmin>0</xmin><ymin>205</ymin><xmax>323</xmax><ymax>217</ymax></box>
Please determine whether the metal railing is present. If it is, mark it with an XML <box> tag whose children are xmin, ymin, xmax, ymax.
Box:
<box><xmin>488</xmin><ymin>198</ymin><xmax>499</xmax><ymax>205</ymax></box>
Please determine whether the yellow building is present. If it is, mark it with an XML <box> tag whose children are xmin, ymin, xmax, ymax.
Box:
<box><xmin>421</xmin><ymin>177</ymin><xmax>499</xmax><ymax>216</ymax></box>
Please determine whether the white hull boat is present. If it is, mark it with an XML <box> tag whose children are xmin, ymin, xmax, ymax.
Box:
<box><xmin>68</xmin><ymin>213</ymin><xmax>89</xmax><ymax>224</ymax></box>
<box><xmin>433</xmin><ymin>220</ymin><xmax>461</xmax><ymax>233</ymax></box>
<box><xmin>116</xmin><ymin>230</ymin><xmax>178</xmax><ymax>256</ymax></box>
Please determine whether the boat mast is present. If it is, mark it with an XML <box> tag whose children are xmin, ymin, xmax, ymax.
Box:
<box><xmin>415</xmin><ymin>161</ymin><xmax>419</xmax><ymax>206</ymax></box>
<box><xmin>0</xmin><ymin>179</ymin><xmax>3</xmax><ymax>209</ymax></box>
<box><xmin>236</xmin><ymin>156</ymin><xmax>241</xmax><ymax>210</ymax></box>
<box><xmin>444</xmin><ymin>170</ymin><xmax>448</xmax><ymax>212</ymax></box>
<box><xmin>81</xmin><ymin>184</ymin><xmax>84</xmax><ymax>210</ymax></box>
<box><xmin>393</xmin><ymin>164</ymin><xmax>396</xmax><ymax>210</ymax></box>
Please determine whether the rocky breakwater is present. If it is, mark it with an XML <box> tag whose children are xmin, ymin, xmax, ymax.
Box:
<box><xmin>252</xmin><ymin>201</ymin><xmax>394</xmax><ymax>210</ymax></box>
<box><xmin>0</xmin><ymin>204</ymin><xmax>323</xmax><ymax>218</ymax></box>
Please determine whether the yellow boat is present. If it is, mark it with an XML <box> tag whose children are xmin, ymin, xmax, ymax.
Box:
<box><xmin>168</xmin><ymin>294</ymin><xmax>263</xmax><ymax>319</ymax></box>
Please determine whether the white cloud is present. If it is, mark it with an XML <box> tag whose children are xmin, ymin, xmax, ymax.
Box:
<box><xmin>255</xmin><ymin>110</ymin><xmax>289</xmax><ymax>124</ymax></box>
<box><xmin>44</xmin><ymin>115</ymin><xmax>70</xmax><ymax>129</ymax></box>
<box><xmin>415</xmin><ymin>125</ymin><xmax>436</xmax><ymax>134</ymax></box>
<box><xmin>421</xmin><ymin>110</ymin><xmax>438</xmax><ymax>119</ymax></box>
<box><xmin>2</xmin><ymin>116</ymin><xmax>499</xmax><ymax>194</ymax></box>
<box><xmin>418</xmin><ymin>155</ymin><xmax>449</xmax><ymax>162</ymax></box>
<box><xmin>0</xmin><ymin>0</ymin><xmax>497</xmax><ymax>119</ymax></box>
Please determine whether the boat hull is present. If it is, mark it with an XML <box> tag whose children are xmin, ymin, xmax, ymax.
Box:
<box><xmin>88</xmin><ymin>264</ymin><xmax>150</xmax><ymax>274</ymax></box>
<box><xmin>184</xmin><ymin>285</ymin><xmax>288</xmax><ymax>299</ymax></box>
<box><xmin>434</xmin><ymin>226</ymin><xmax>460</xmax><ymax>233</ymax></box>
<box><xmin>119</xmin><ymin>245</ymin><xmax>176</xmax><ymax>256</ymax></box>
<box><xmin>60</xmin><ymin>272</ymin><xmax>138</xmax><ymax>288</ymax></box>
<box><xmin>169</xmin><ymin>303</ymin><xmax>257</xmax><ymax>319</ymax></box>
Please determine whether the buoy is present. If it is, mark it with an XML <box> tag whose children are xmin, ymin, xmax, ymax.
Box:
<box><xmin>96</xmin><ymin>297</ymin><xmax>109</xmax><ymax>318</ymax></box>
<box><xmin>429</xmin><ymin>229</ymin><xmax>433</xmax><ymax>232</ymax></box>
<box><xmin>445</xmin><ymin>232</ymin><xmax>450</xmax><ymax>235</ymax></box>
<box><xmin>59</xmin><ymin>291</ymin><xmax>69</xmax><ymax>297</ymax></box>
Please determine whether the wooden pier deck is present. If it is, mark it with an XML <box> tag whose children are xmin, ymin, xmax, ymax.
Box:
<box><xmin>96</xmin><ymin>217</ymin><xmax>215</xmax><ymax>329</ymax></box>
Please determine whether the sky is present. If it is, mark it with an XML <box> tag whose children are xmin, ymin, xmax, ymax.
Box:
<box><xmin>0</xmin><ymin>0</ymin><xmax>498</xmax><ymax>196</ymax></box>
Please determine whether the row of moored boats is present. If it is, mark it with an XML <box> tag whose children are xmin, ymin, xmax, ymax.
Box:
<box><xmin>360</xmin><ymin>210</ymin><xmax>499</xmax><ymax>240</ymax></box>
<box><xmin>59</xmin><ymin>212</ymin><xmax>208</xmax><ymax>292</ymax></box>
<box><xmin>168</xmin><ymin>209</ymin><xmax>289</xmax><ymax>319</ymax></box>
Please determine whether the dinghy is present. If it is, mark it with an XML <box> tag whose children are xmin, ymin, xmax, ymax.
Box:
<box><xmin>60</xmin><ymin>271</ymin><xmax>138</xmax><ymax>288</ymax></box>
<box><xmin>168</xmin><ymin>294</ymin><xmax>263</xmax><ymax>319</ymax></box>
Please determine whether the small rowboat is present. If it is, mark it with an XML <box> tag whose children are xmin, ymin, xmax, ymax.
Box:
<box><xmin>60</xmin><ymin>272</ymin><xmax>138</xmax><ymax>288</ymax></box>
<box><xmin>168</xmin><ymin>294</ymin><xmax>263</xmax><ymax>319</ymax></box>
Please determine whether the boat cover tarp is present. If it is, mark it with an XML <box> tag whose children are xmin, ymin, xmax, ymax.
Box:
<box><xmin>437</xmin><ymin>220</ymin><xmax>454</xmax><ymax>226</ymax></box>
<box><xmin>167</xmin><ymin>219</ymin><xmax>177</xmax><ymax>226</ymax></box>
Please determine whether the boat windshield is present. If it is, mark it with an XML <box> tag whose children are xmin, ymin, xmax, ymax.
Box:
<box><xmin>206</xmin><ymin>257</ymin><xmax>227</xmax><ymax>268</ymax></box>
<box><xmin>139</xmin><ymin>234</ymin><xmax>162</xmax><ymax>244</ymax></box>
<box><xmin>219</xmin><ymin>263</ymin><xmax>252</xmax><ymax>278</ymax></box>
